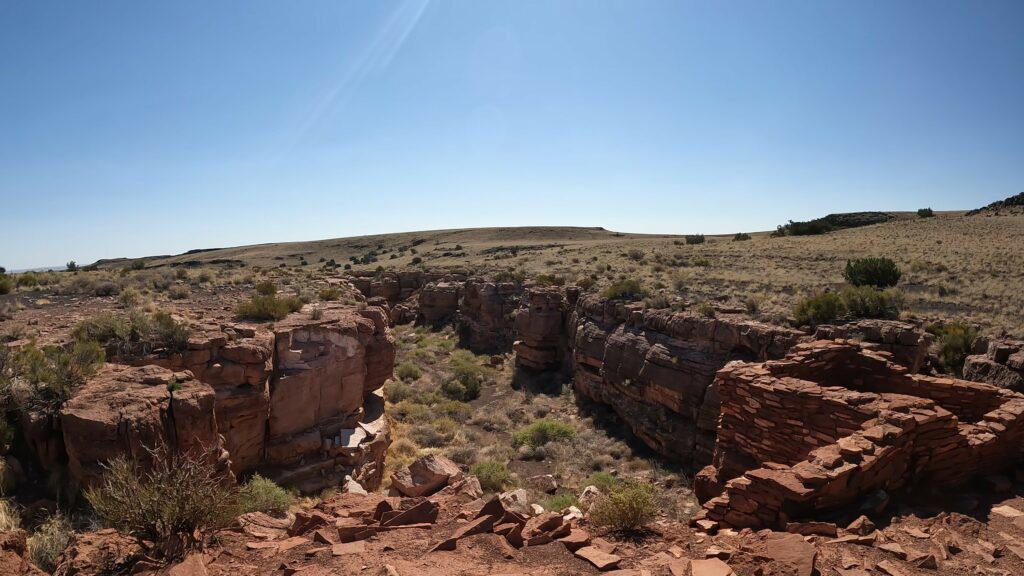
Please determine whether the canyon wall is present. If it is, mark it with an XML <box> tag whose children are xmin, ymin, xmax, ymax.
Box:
<box><xmin>698</xmin><ymin>341</ymin><xmax>1024</xmax><ymax>529</ymax></box>
<box><xmin>38</xmin><ymin>303</ymin><xmax>395</xmax><ymax>494</ymax></box>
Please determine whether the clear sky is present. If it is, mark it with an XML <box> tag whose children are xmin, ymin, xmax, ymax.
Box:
<box><xmin>2</xmin><ymin>1</ymin><xmax>1022</xmax><ymax>269</ymax></box>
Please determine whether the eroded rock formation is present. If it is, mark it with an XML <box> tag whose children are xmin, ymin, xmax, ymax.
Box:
<box><xmin>418</xmin><ymin>282</ymin><xmax>462</xmax><ymax>323</ymax></box>
<box><xmin>60</xmin><ymin>365</ymin><xmax>228</xmax><ymax>490</ymax></box>
<box><xmin>34</xmin><ymin>303</ymin><xmax>395</xmax><ymax>495</ymax></box>
<box><xmin>965</xmin><ymin>339</ymin><xmax>1024</xmax><ymax>391</ymax></box>
<box><xmin>458</xmin><ymin>280</ymin><xmax>522</xmax><ymax>353</ymax></box>
<box><xmin>813</xmin><ymin>319</ymin><xmax>933</xmax><ymax>373</ymax></box>
<box><xmin>512</xmin><ymin>288</ymin><xmax>576</xmax><ymax>372</ymax></box>
<box><xmin>698</xmin><ymin>341</ymin><xmax>1024</xmax><ymax>529</ymax></box>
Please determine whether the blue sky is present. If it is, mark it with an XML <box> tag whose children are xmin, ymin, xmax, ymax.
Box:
<box><xmin>1</xmin><ymin>1</ymin><xmax>1022</xmax><ymax>269</ymax></box>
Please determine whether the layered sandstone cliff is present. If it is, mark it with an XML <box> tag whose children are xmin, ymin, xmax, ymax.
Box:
<box><xmin>31</xmin><ymin>303</ymin><xmax>395</xmax><ymax>495</ymax></box>
<box><xmin>458</xmin><ymin>280</ymin><xmax>522</xmax><ymax>353</ymax></box>
<box><xmin>698</xmin><ymin>341</ymin><xmax>1024</xmax><ymax>529</ymax></box>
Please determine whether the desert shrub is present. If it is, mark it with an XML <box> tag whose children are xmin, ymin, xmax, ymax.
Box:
<box><xmin>743</xmin><ymin>296</ymin><xmax>760</xmax><ymax>314</ymax></box>
<box><xmin>0</xmin><ymin>276</ymin><xmax>12</xmax><ymax>295</ymax></box>
<box><xmin>197</xmin><ymin>271</ymin><xmax>212</xmax><ymax>283</ymax></box>
<box><xmin>16</xmin><ymin>273</ymin><xmax>39</xmax><ymax>288</ymax></box>
<box><xmin>27</xmin><ymin>512</ymin><xmax>72</xmax><ymax>572</ymax></box>
<box><xmin>843</xmin><ymin>257</ymin><xmax>901</xmax><ymax>288</ymax></box>
<box><xmin>255</xmin><ymin>281</ymin><xmax>277</xmax><ymax>296</ymax></box>
<box><xmin>839</xmin><ymin>286</ymin><xmax>902</xmax><ymax>319</ymax></box>
<box><xmin>512</xmin><ymin>419</ymin><xmax>575</xmax><ymax>449</ymax></box>
<box><xmin>0</xmin><ymin>498</ymin><xmax>20</xmax><ymax>531</ymax></box>
<box><xmin>309</xmin><ymin>306</ymin><xmax>324</xmax><ymax>320</ymax></box>
<box><xmin>930</xmin><ymin>322</ymin><xmax>979</xmax><ymax>376</ymax></box>
<box><xmin>697</xmin><ymin>303</ymin><xmax>716</xmax><ymax>318</ymax></box>
<box><xmin>239</xmin><ymin>474</ymin><xmax>295</xmax><ymax>517</ymax></box>
<box><xmin>793</xmin><ymin>292</ymin><xmax>845</xmax><ymax>327</ymax></box>
<box><xmin>410</xmin><ymin>257</ymin><xmax>423</xmax><ymax>265</ymax></box>
<box><xmin>168</xmin><ymin>285</ymin><xmax>189</xmax><ymax>300</ymax></box>
<box><xmin>235</xmin><ymin>294</ymin><xmax>303</xmax><ymax>321</ymax></box>
<box><xmin>408</xmin><ymin>424</ymin><xmax>451</xmax><ymax>448</ymax></box>
<box><xmin>383</xmin><ymin>380</ymin><xmax>415</xmax><ymax>403</ymax></box>
<box><xmin>443</xmin><ymin>350</ymin><xmax>488</xmax><ymax>401</ymax></box>
<box><xmin>627</xmin><ymin>249</ymin><xmax>645</xmax><ymax>262</ymax></box>
<box><xmin>917</xmin><ymin>207</ymin><xmax>934</xmax><ymax>218</ymax></box>
<box><xmin>129</xmin><ymin>260</ymin><xmax>146</xmax><ymax>271</ymax></box>
<box><xmin>601</xmin><ymin>279</ymin><xmax>648</xmax><ymax>301</ymax></box>
<box><xmin>85</xmin><ymin>444</ymin><xmax>241</xmax><ymax>559</ymax></box>
<box><xmin>435</xmin><ymin>400</ymin><xmax>472</xmax><ymax>422</ymax></box>
<box><xmin>584</xmin><ymin>471</ymin><xmax>621</xmax><ymax>493</ymax></box>
<box><xmin>685</xmin><ymin>234</ymin><xmax>705</xmax><ymax>245</ymax></box>
<box><xmin>318</xmin><ymin>287</ymin><xmax>342</xmax><ymax>301</ymax></box>
<box><xmin>119</xmin><ymin>287</ymin><xmax>142</xmax><ymax>307</ymax></box>
<box><xmin>390</xmin><ymin>400</ymin><xmax>431</xmax><ymax>424</ymax></box>
<box><xmin>776</xmin><ymin>219</ymin><xmax>833</xmax><ymax>236</ymax></box>
<box><xmin>471</xmin><ymin>460</ymin><xmax>512</xmax><ymax>492</ymax></box>
<box><xmin>396</xmin><ymin>362</ymin><xmax>422</xmax><ymax>382</ymax></box>
<box><xmin>544</xmin><ymin>494</ymin><xmax>580</xmax><ymax>512</ymax></box>
<box><xmin>13</xmin><ymin>340</ymin><xmax>105</xmax><ymax>411</ymax></box>
<box><xmin>446</xmin><ymin>444</ymin><xmax>479</xmax><ymax>465</ymax></box>
<box><xmin>576</xmin><ymin>276</ymin><xmax>596</xmax><ymax>291</ymax></box>
<box><xmin>93</xmin><ymin>281</ymin><xmax>120</xmax><ymax>297</ymax></box>
<box><xmin>733</xmin><ymin>232</ymin><xmax>752</xmax><ymax>241</ymax></box>
<box><xmin>534</xmin><ymin>274</ymin><xmax>566</xmax><ymax>287</ymax></box>
<box><xmin>588</xmin><ymin>482</ymin><xmax>657</xmax><ymax>532</ymax></box>
<box><xmin>74</xmin><ymin>311</ymin><xmax>189</xmax><ymax>358</ymax></box>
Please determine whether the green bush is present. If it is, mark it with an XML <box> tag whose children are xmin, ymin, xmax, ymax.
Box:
<box><xmin>441</xmin><ymin>350</ymin><xmax>488</xmax><ymax>401</ymax></box>
<box><xmin>843</xmin><ymin>257</ymin><xmax>901</xmax><ymax>288</ymax></box>
<box><xmin>13</xmin><ymin>340</ymin><xmax>105</xmax><ymax>411</ymax></box>
<box><xmin>27</xmin><ymin>513</ymin><xmax>72</xmax><ymax>572</ymax></box>
<box><xmin>73</xmin><ymin>311</ymin><xmax>190</xmax><ymax>358</ymax></box>
<box><xmin>544</xmin><ymin>494</ymin><xmax>580</xmax><ymax>512</ymax></box>
<box><xmin>255</xmin><ymin>281</ymin><xmax>277</xmax><ymax>296</ymax></box>
<box><xmin>775</xmin><ymin>219</ymin><xmax>833</xmax><ymax>236</ymax></box>
<box><xmin>793</xmin><ymin>292</ymin><xmax>845</xmax><ymax>326</ymax></box>
<box><xmin>390</xmin><ymin>400</ymin><xmax>431</xmax><ymax>424</ymax></box>
<box><xmin>917</xmin><ymin>207</ymin><xmax>934</xmax><ymax>218</ymax></box>
<box><xmin>396</xmin><ymin>362</ymin><xmax>422</xmax><ymax>382</ymax></box>
<box><xmin>235</xmin><ymin>295</ymin><xmax>303</xmax><ymax>321</ymax></box>
<box><xmin>239</xmin><ymin>474</ymin><xmax>295</xmax><ymax>517</ymax></box>
<box><xmin>471</xmin><ymin>460</ymin><xmax>512</xmax><ymax>492</ymax></box>
<box><xmin>685</xmin><ymin>234</ymin><xmax>705</xmax><ymax>245</ymax></box>
<box><xmin>839</xmin><ymin>286</ymin><xmax>902</xmax><ymax>319</ymax></box>
<box><xmin>0</xmin><ymin>275</ymin><xmax>12</xmax><ymax>295</ymax></box>
<box><xmin>601</xmin><ymin>279</ymin><xmax>648</xmax><ymax>301</ymax></box>
<box><xmin>435</xmin><ymin>400</ymin><xmax>472</xmax><ymax>422</ymax></box>
<box><xmin>317</xmin><ymin>287</ymin><xmax>342</xmax><ymax>301</ymax></box>
<box><xmin>732</xmin><ymin>233</ymin><xmax>752</xmax><ymax>241</ymax></box>
<box><xmin>512</xmin><ymin>419</ymin><xmax>575</xmax><ymax>449</ymax></box>
<box><xmin>584</xmin><ymin>471</ymin><xmax>621</xmax><ymax>493</ymax></box>
<box><xmin>85</xmin><ymin>444</ymin><xmax>241</xmax><ymax>559</ymax></box>
<box><xmin>383</xmin><ymin>380</ymin><xmax>415</xmax><ymax>403</ymax></box>
<box><xmin>588</xmin><ymin>482</ymin><xmax>657</xmax><ymax>532</ymax></box>
<box><xmin>534</xmin><ymin>274</ymin><xmax>566</xmax><ymax>287</ymax></box>
<box><xmin>930</xmin><ymin>322</ymin><xmax>979</xmax><ymax>376</ymax></box>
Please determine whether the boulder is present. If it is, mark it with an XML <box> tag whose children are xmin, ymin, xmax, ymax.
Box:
<box><xmin>59</xmin><ymin>365</ymin><xmax>227</xmax><ymax>490</ymax></box>
<box><xmin>0</xmin><ymin>531</ymin><xmax>46</xmax><ymax>576</ymax></box>
<box><xmin>52</xmin><ymin>529</ymin><xmax>140</xmax><ymax>576</ymax></box>
<box><xmin>390</xmin><ymin>454</ymin><xmax>463</xmax><ymax>497</ymax></box>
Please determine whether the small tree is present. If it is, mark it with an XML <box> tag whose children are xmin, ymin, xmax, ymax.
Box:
<box><xmin>685</xmin><ymin>234</ymin><xmax>705</xmax><ymax>245</ymax></box>
<box><xmin>917</xmin><ymin>208</ymin><xmax>934</xmax><ymax>218</ymax></box>
<box><xmin>843</xmin><ymin>257</ymin><xmax>901</xmax><ymax>288</ymax></box>
<box><xmin>65</xmin><ymin>261</ymin><xmax>78</xmax><ymax>272</ymax></box>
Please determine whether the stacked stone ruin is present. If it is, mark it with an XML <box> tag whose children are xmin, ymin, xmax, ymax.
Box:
<box><xmin>698</xmin><ymin>341</ymin><xmax>1024</xmax><ymax>529</ymax></box>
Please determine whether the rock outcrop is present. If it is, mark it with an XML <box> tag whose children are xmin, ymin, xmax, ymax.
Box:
<box><xmin>0</xmin><ymin>531</ymin><xmax>45</xmax><ymax>576</ymax></box>
<box><xmin>43</xmin><ymin>303</ymin><xmax>395</xmax><ymax>495</ymax></box>
<box><xmin>965</xmin><ymin>339</ymin><xmax>1024</xmax><ymax>391</ymax></box>
<box><xmin>458</xmin><ymin>280</ymin><xmax>522</xmax><ymax>353</ymax></box>
<box><xmin>813</xmin><ymin>319</ymin><xmax>933</xmax><ymax>373</ymax></box>
<box><xmin>139</xmin><ymin>324</ymin><xmax>272</xmax><ymax>474</ymax></box>
<box><xmin>60</xmin><ymin>365</ymin><xmax>228</xmax><ymax>490</ymax></box>
<box><xmin>561</xmin><ymin>294</ymin><xmax>804</xmax><ymax>466</ymax></box>
<box><xmin>418</xmin><ymin>282</ymin><xmax>462</xmax><ymax>323</ymax></box>
<box><xmin>261</xmin><ymin>305</ymin><xmax>394</xmax><ymax>492</ymax></box>
<box><xmin>512</xmin><ymin>288</ymin><xmax>575</xmax><ymax>372</ymax></box>
<box><xmin>698</xmin><ymin>341</ymin><xmax>1024</xmax><ymax>529</ymax></box>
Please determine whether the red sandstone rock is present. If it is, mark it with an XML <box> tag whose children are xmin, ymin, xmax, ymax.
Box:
<box><xmin>0</xmin><ymin>531</ymin><xmax>46</xmax><ymax>576</ymax></box>
<box><xmin>390</xmin><ymin>454</ymin><xmax>463</xmax><ymax>497</ymax></box>
<box><xmin>60</xmin><ymin>365</ymin><xmax>227</xmax><ymax>490</ymax></box>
